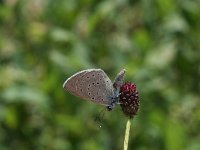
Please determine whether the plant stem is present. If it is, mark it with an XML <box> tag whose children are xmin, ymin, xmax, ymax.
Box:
<box><xmin>124</xmin><ymin>119</ymin><xmax>131</xmax><ymax>150</ymax></box>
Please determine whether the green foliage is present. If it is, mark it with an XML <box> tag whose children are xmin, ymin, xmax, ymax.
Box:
<box><xmin>0</xmin><ymin>0</ymin><xmax>200</xmax><ymax>149</ymax></box>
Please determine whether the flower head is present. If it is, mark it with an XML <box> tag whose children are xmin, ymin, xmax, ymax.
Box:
<box><xmin>119</xmin><ymin>82</ymin><xmax>139</xmax><ymax>118</ymax></box>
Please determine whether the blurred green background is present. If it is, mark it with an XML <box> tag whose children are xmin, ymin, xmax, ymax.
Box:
<box><xmin>0</xmin><ymin>0</ymin><xmax>200</xmax><ymax>150</ymax></box>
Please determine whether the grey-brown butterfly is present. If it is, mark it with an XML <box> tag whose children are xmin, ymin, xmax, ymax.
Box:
<box><xmin>63</xmin><ymin>69</ymin><xmax>125</xmax><ymax>111</ymax></box>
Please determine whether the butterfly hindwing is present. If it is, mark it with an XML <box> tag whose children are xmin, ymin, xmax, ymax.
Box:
<box><xmin>63</xmin><ymin>69</ymin><xmax>115</xmax><ymax>105</ymax></box>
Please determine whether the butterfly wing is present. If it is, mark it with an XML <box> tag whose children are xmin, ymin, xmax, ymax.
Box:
<box><xmin>63</xmin><ymin>69</ymin><xmax>115</xmax><ymax>105</ymax></box>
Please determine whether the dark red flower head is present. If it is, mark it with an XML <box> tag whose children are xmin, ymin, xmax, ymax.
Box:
<box><xmin>119</xmin><ymin>82</ymin><xmax>139</xmax><ymax>118</ymax></box>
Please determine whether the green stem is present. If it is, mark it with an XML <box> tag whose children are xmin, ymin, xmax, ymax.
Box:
<box><xmin>124</xmin><ymin>119</ymin><xmax>131</xmax><ymax>150</ymax></box>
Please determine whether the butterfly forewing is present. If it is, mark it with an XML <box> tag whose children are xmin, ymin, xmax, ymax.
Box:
<box><xmin>63</xmin><ymin>69</ymin><xmax>115</xmax><ymax>105</ymax></box>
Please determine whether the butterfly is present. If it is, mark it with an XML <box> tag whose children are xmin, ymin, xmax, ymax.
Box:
<box><xmin>63</xmin><ymin>69</ymin><xmax>125</xmax><ymax>111</ymax></box>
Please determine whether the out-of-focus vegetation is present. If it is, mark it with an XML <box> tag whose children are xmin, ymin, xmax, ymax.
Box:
<box><xmin>0</xmin><ymin>0</ymin><xmax>200</xmax><ymax>149</ymax></box>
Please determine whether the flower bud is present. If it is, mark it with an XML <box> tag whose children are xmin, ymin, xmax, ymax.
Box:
<box><xmin>119</xmin><ymin>82</ymin><xmax>139</xmax><ymax>118</ymax></box>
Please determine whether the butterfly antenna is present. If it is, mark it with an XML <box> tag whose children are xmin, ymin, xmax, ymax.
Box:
<box><xmin>94</xmin><ymin>107</ymin><xmax>107</xmax><ymax>128</ymax></box>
